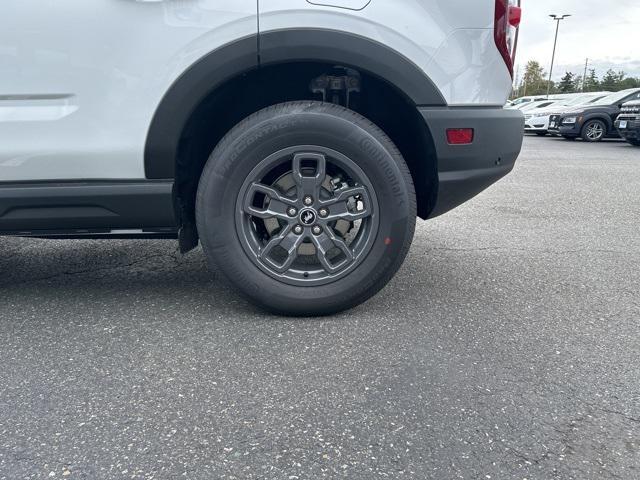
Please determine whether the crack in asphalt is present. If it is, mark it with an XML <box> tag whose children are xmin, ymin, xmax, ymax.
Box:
<box><xmin>0</xmin><ymin>251</ymin><xmax>182</xmax><ymax>288</ymax></box>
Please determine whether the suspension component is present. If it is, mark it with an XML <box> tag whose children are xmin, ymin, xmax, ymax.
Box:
<box><xmin>310</xmin><ymin>69</ymin><xmax>361</xmax><ymax>108</ymax></box>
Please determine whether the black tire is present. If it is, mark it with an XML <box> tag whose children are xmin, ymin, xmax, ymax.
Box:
<box><xmin>535</xmin><ymin>131</ymin><xmax>547</xmax><ymax>136</ymax></box>
<box><xmin>581</xmin><ymin>119</ymin><xmax>607</xmax><ymax>142</ymax></box>
<box><xmin>196</xmin><ymin>101</ymin><xmax>417</xmax><ymax>316</ymax></box>
<box><xmin>627</xmin><ymin>138</ymin><xmax>640</xmax><ymax>147</ymax></box>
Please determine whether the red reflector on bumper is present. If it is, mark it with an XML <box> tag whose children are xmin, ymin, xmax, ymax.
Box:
<box><xmin>446</xmin><ymin>128</ymin><xmax>474</xmax><ymax>145</ymax></box>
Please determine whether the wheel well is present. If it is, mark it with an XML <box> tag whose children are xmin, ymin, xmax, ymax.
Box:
<box><xmin>583</xmin><ymin>116</ymin><xmax>611</xmax><ymax>132</ymax></box>
<box><xmin>174</xmin><ymin>62</ymin><xmax>438</xmax><ymax>247</ymax></box>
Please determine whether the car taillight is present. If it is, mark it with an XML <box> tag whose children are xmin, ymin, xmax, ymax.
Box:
<box><xmin>509</xmin><ymin>8</ymin><xmax>522</xmax><ymax>27</ymax></box>
<box><xmin>495</xmin><ymin>0</ymin><xmax>521</xmax><ymax>78</ymax></box>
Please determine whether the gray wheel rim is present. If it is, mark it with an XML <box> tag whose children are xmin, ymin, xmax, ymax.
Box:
<box><xmin>586</xmin><ymin>122</ymin><xmax>604</xmax><ymax>140</ymax></box>
<box><xmin>235</xmin><ymin>145</ymin><xmax>380</xmax><ymax>287</ymax></box>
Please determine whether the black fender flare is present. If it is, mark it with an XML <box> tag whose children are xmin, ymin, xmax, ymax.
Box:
<box><xmin>145</xmin><ymin>36</ymin><xmax>258</xmax><ymax>179</ymax></box>
<box><xmin>144</xmin><ymin>28</ymin><xmax>446</xmax><ymax>179</ymax></box>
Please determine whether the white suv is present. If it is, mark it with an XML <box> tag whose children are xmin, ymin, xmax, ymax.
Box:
<box><xmin>0</xmin><ymin>0</ymin><xmax>524</xmax><ymax>315</ymax></box>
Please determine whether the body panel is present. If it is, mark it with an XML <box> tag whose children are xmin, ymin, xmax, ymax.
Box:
<box><xmin>0</xmin><ymin>0</ymin><xmax>522</xmax><ymax>236</ymax></box>
<box><xmin>259</xmin><ymin>0</ymin><xmax>511</xmax><ymax>106</ymax></box>
<box><xmin>0</xmin><ymin>0</ymin><xmax>257</xmax><ymax>182</ymax></box>
<box><xmin>307</xmin><ymin>0</ymin><xmax>371</xmax><ymax>10</ymax></box>
<box><xmin>1</xmin><ymin>0</ymin><xmax>511</xmax><ymax>184</ymax></box>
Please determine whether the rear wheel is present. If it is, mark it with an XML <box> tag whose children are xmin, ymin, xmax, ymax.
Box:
<box><xmin>196</xmin><ymin>101</ymin><xmax>417</xmax><ymax>316</ymax></box>
<box><xmin>581</xmin><ymin>119</ymin><xmax>606</xmax><ymax>142</ymax></box>
<box><xmin>627</xmin><ymin>138</ymin><xmax>640</xmax><ymax>146</ymax></box>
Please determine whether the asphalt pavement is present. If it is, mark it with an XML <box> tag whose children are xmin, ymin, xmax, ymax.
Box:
<box><xmin>1</xmin><ymin>136</ymin><xmax>639</xmax><ymax>479</ymax></box>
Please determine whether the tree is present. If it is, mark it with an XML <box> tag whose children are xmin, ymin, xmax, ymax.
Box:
<box><xmin>600</xmin><ymin>69</ymin><xmax>625</xmax><ymax>91</ymax></box>
<box><xmin>573</xmin><ymin>75</ymin><xmax>584</xmax><ymax>93</ymax></box>
<box><xmin>620</xmin><ymin>77</ymin><xmax>640</xmax><ymax>89</ymax></box>
<box><xmin>583</xmin><ymin>69</ymin><xmax>600</xmax><ymax>92</ymax></box>
<box><xmin>558</xmin><ymin>72</ymin><xmax>576</xmax><ymax>93</ymax></box>
<box><xmin>513</xmin><ymin>60</ymin><xmax>640</xmax><ymax>98</ymax></box>
<box><xmin>520</xmin><ymin>60</ymin><xmax>549</xmax><ymax>96</ymax></box>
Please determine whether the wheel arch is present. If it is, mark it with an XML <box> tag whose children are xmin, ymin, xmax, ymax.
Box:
<box><xmin>144</xmin><ymin>28</ymin><xmax>446</xmax><ymax>180</ymax></box>
<box><xmin>144</xmin><ymin>29</ymin><xmax>444</xmax><ymax>250</ymax></box>
<box><xmin>582</xmin><ymin>114</ymin><xmax>613</xmax><ymax>133</ymax></box>
<box><xmin>144</xmin><ymin>35</ymin><xmax>259</xmax><ymax>180</ymax></box>
<box><xmin>258</xmin><ymin>29</ymin><xmax>446</xmax><ymax>107</ymax></box>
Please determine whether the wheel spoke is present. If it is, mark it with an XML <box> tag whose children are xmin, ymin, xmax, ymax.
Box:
<box><xmin>260</xmin><ymin>226</ymin><xmax>305</xmax><ymax>273</ymax></box>
<box><xmin>320</xmin><ymin>186</ymin><xmax>372</xmax><ymax>222</ymax></box>
<box><xmin>586</xmin><ymin>122</ymin><xmax>603</xmax><ymax>140</ymax></box>
<box><xmin>244</xmin><ymin>183</ymin><xmax>297</xmax><ymax>220</ymax></box>
<box><xmin>292</xmin><ymin>153</ymin><xmax>326</xmax><ymax>198</ymax></box>
<box><xmin>311</xmin><ymin>229</ymin><xmax>354</xmax><ymax>274</ymax></box>
<box><xmin>237</xmin><ymin>146</ymin><xmax>379</xmax><ymax>283</ymax></box>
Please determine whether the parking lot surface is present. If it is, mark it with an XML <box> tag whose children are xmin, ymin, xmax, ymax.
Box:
<box><xmin>1</xmin><ymin>136</ymin><xmax>639</xmax><ymax>479</ymax></box>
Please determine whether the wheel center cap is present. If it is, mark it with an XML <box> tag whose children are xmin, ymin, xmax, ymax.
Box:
<box><xmin>299</xmin><ymin>208</ymin><xmax>317</xmax><ymax>226</ymax></box>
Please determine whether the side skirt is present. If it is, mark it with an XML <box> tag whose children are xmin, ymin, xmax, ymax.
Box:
<box><xmin>0</xmin><ymin>180</ymin><xmax>177</xmax><ymax>236</ymax></box>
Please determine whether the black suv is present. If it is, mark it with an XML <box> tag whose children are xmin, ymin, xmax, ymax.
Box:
<box><xmin>549</xmin><ymin>89</ymin><xmax>640</xmax><ymax>142</ymax></box>
<box><xmin>615</xmin><ymin>101</ymin><xmax>640</xmax><ymax>146</ymax></box>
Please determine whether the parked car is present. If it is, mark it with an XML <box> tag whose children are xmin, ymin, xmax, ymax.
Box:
<box><xmin>507</xmin><ymin>94</ymin><xmax>570</xmax><ymax>109</ymax></box>
<box><xmin>615</xmin><ymin>101</ymin><xmax>640</xmax><ymax>146</ymax></box>
<box><xmin>518</xmin><ymin>100</ymin><xmax>558</xmax><ymax>113</ymax></box>
<box><xmin>548</xmin><ymin>89</ymin><xmax>640</xmax><ymax>142</ymax></box>
<box><xmin>0</xmin><ymin>0</ymin><xmax>524</xmax><ymax>315</ymax></box>
<box><xmin>524</xmin><ymin>93</ymin><xmax>610</xmax><ymax>136</ymax></box>
<box><xmin>507</xmin><ymin>96</ymin><xmax>545</xmax><ymax>108</ymax></box>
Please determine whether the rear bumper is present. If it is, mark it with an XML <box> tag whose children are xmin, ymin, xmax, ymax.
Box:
<box><xmin>420</xmin><ymin>107</ymin><xmax>524</xmax><ymax>218</ymax></box>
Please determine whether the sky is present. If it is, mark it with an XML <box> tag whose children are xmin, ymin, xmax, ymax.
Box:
<box><xmin>515</xmin><ymin>0</ymin><xmax>640</xmax><ymax>83</ymax></box>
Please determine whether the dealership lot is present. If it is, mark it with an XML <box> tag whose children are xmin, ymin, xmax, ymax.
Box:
<box><xmin>0</xmin><ymin>136</ymin><xmax>638</xmax><ymax>479</ymax></box>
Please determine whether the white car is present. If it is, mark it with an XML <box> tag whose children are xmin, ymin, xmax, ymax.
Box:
<box><xmin>507</xmin><ymin>94</ymin><xmax>571</xmax><ymax>109</ymax></box>
<box><xmin>0</xmin><ymin>0</ymin><xmax>524</xmax><ymax>315</ymax></box>
<box><xmin>507</xmin><ymin>95</ymin><xmax>546</xmax><ymax>108</ymax></box>
<box><xmin>524</xmin><ymin>93</ymin><xmax>611</xmax><ymax>136</ymax></box>
<box><xmin>518</xmin><ymin>100</ymin><xmax>559</xmax><ymax>112</ymax></box>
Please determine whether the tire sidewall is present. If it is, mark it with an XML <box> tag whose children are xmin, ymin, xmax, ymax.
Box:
<box><xmin>581</xmin><ymin>119</ymin><xmax>606</xmax><ymax>142</ymax></box>
<box><xmin>196</xmin><ymin>105</ymin><xmax>415</xmax><ymax>314</ymax></box>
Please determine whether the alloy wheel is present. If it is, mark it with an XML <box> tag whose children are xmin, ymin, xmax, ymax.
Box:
<box><xmin>585</xmin><ymin>121</ymin><xmax>604</xmax><ymax>141</ymax></box>
<box><xmin>236</xmin><ymin>146</ymin><xmax>379</xmax><ymax>286</ymax></box>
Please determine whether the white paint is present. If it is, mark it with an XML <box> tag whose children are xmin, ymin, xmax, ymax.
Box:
<box><xmin>0</xmin><ymin>0</ymin><xmax>257</xmax><ymax>181</ymax></box>
<box><xmin>307</xmin><ymin>0</ymin><xmax>371</xmax><ymax>10</ymax></box>
<box><xmin>1</xmin><ymin>0</ymin><xmax>512</xmax><ymax>182</ymax></box>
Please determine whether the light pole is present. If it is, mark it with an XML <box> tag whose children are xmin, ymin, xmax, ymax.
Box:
<box><xmin>547</xmin><ymin>14</ymin><xmax>571</xmax><ymax>99</ymax></box>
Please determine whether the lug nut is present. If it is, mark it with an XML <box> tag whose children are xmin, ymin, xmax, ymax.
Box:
<box><xmin>303</xmin><ymin>196</ymin><xmax>313</xmax><ymax>206</ymax></box>
<box><xmin>293</xmin><ymin>225</ymin><xmax>304</xmax><ymax>235</ymax></box>
<box><xmin>319</xmin><ymin>208</ymin><xmax>329</xmax><ymax>218</ymax></box>
<box><xmin>312</xmin><ymin>226</ymin><xmax>322</xmax><ymax>235</ymax></box>
<box><xmin>287</xmin><ymin>207</ymin><xmax>297</xmax><ymax>217</ymax></box>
